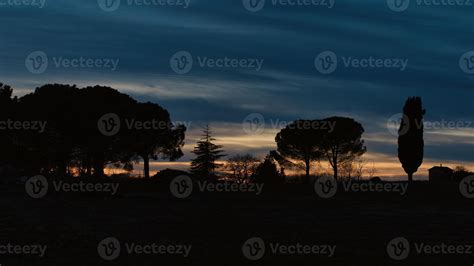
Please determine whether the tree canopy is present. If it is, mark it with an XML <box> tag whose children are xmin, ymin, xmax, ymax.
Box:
<box><xmin>0</xmin><ymin>83</ymin><xmax>186</xmax><ymax>178</ymax></box>
<box><xmin>276</xmin><ymin>117</ymin><xmax>366</xmax><ymax>181</ymax></box>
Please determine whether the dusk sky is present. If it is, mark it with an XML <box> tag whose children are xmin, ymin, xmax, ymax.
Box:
<box><xmin>1</xmin><ymin>0</ymin><xmax>473</xmax><ymax>179</ymax></box>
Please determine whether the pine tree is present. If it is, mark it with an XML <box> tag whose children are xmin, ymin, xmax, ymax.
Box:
<box><xmin>190</xmin><ymin>125</ymin><xmax>226</xmax><ymax>180</ymax></box>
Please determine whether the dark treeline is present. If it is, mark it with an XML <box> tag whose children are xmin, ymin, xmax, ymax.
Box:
<box><xmin>2</xmin><ymin>82</ymin><xmax>452</xmax><ymax>183</ymax></box>
<box><xmin>0</xmin><ymin>83</ymin><xmax>185</xmax><ymax>179</ymax></box>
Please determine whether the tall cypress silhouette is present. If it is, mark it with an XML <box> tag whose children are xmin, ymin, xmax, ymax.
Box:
<box><xmin>190</xmin><ymin>125</ymin><xmax>226</xmax><ymax>180</ymax></box>
<box><xmin>398</xmin><ymin>97</ymin><xmax>426</xmax><ymax>182</ymax></box>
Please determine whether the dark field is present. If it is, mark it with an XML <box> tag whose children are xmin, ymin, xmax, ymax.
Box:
<box><xmin>1</xmin><ymin>180</ymin><xmax>473</xmax><ymax>266</ymax></box>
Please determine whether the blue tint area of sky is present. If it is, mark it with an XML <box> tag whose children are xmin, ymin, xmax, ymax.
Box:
<box><xmin>1</xmin><ymin>0</ymin><xmax>473</xmax><ymax>174</ymax></box>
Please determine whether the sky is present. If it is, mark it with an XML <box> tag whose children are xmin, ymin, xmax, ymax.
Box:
<box><xmin>1</xmin><ymin>0</ymin><xmax>473</xmax><ymax>179</ymax></box>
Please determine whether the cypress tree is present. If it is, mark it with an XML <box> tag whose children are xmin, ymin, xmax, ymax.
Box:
<box><xmin>398</xmin><ymin>97</ymin><xmax>426</xmax><ymax>182</ymax></box>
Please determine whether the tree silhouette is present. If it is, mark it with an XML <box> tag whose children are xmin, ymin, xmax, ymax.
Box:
<box><xmin>72</xmin><ymin>85</ymin><xmax>137</xmax><ymax>176</ymax></box>
<box><xmin>0</xmin><ymin>83</ymin><xmax>186</xmax><ymax>178</ymax></box>
<box><xmin>319</xmin><ymin>117</ymin><xmax>366</xmax><ymax>181</ymax></box>
<box><xmin>0</xmin><ymin>84</ymin><xmax>18</xmax><ymax>175</ymax></box>
<box><xmin>275</xmin><ymin>120</ymin><xmax>322</xmax><ymax>183</ymax></box>
<box><xmin>268</xmin><ymin>150</ymin><xmax>301</xmax><ymax>172</ymax></box>
<box><xmin>453</xmin><ymin>166</ymin><xmax>472</xmax><ymax>182</ymax></box>
<box><xmin>16</xmin><ymin>84</ymin><xmax>81</xmax><ymax>176</ymax></box>
<box><xmin>190</xmin><ymin>125</ymin><xmax>226</xmax><ymax>180</ymax></box>
<box><xmin>0</xmin><ymin>83</ymin><xmax>14</xmax><ymax>103</ymax></box>
<box><xmin>398</xmin><ymin>97</ymin><xmax>426</xmax><ymax>182</ymax></box>
<box><xmin>225</xmin><ymin>154</ymin><xmax>260</xmax><ymax>183</ymax></box>
<box><xmin>253</xmin><ymin>155</ymin><xmax>285</xmax><ymax>185</ymax></box>
<box><xmin>127</xmin><ymin>102</ymin><xmax>186</xmax><ymax>179</ymax></box>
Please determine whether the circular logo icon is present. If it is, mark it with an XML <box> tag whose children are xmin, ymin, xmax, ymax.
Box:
<box><xmin>243</xmin><ymin>0</ymin><xmax>265</xmax><ymax>12</ymax></box>
<box><xmin>387</xmin><ymin>113</ymin><xmax>410</xmax><ymax>136</ymax></box>
<box><xmin>314</xmin><ymin>176</ymin><xmax>337</xmax><ymax>198</ymax></box>
<box><xmin>242</xmin><ymin>237</ymin><xmax>265</xmax><ymax>261</ymax></box>
<box><xmin>459</xmin><ymin>175</ymin><xmax>474</xmax><ymax>199</ymax></box>
<box><xmin>98</xmin><ymin>237</ymin><xmax>121</xmax><ymax>261</ymax></box>
<box><xmin>98</xmin><ymin>0</ymin><xmax>121</xmax><ymax>12</ymax></box>
<box><xmin>98</xmin><ymin>113</ymin><xmax>121</xmax><ymax>137</ymax></box>
<box><xmin>387</xmin><ymin>237</ymin><xmax>410</xmax><ymax>260</ymax></box>
<box><xmin>170</xmin><ymin>175</ymin><xmax>193</xmax><ymax>198</ymax></box>
<box><xmin>25</xmin><ymin>51</ymin><xmax>48</xmax><ymax>74</ymax></box>
<box><xmin>25</xmin><ymin>175</ymin><xmax>49</xmax><ymax>199</ymax></box>
<box><xmin>170</xmin><ymin>51</ymin><xmax>193</xmax><ymax>74</ymax></box>
<box><xmin>315</xmin><ymin>51</ymin><xmax>337</xmax><ymax>74</ymax></box>
<box><xmin>242</xmin><ymin>113</ymin><xmax>265</xmax><ymax>135</ymax></box>
<box><xmin>387</xmin><ymin>0</ymin><xmax>410</xmax><ymax>12</ymax></box>
<box><xmin>459</xmin><ymin>51</ymin><xmax>474</xmax><ymax>74</ymax></box>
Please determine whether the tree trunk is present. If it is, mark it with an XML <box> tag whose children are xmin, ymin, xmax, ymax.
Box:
<box><xmin>305</xmin><ymin>158</ymin><xmax>310</xmax><ymax>184</ymax></box>
<box><xmin>92</xmin><ymin>155</ymin><xmax>104</xmax><ymax>177</ymax></box>
<box><xmin>58</xmin><ymin>161</ymin><xmax>67</xmax><ymax>177</ymax></box>
<box><xmin>408</xmin><ymin>172</ymin><xmax>413</xmax><ymax>182</ymax></box>
<box><xmin>93</xmin><ymin>164</ymin><xmax>104</xmax><ymax>177</ymax></box>
<box><xmin>86</xmin><ymin>164</ymin><xmax>92</xmax><ymax>176</ymax></box>
<box><xmin>86</xmin><ymin>154</ymin><xmax>92</xmax><ymax>176</ymax></box>
<box><xmin>143</xmin><ymin>155</ymin><xmax>150</xmax><ymax>179</ymax></box>
<box><xmin>332</xmin><ymin>153</ymin><xmax>338</xmax><ymax>181</ymax></box>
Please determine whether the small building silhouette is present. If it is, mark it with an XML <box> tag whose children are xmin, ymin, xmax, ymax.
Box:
<box><xmin>428</xmin><ymin>165</ymin><xmax>453</xmax><ymax>182</ymax></box>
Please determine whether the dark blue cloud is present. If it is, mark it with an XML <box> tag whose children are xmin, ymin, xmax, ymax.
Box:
<box><xmin>1</xmin><ymin>0</ymin><xmax>473</xmax><ymax>172</ymax></box>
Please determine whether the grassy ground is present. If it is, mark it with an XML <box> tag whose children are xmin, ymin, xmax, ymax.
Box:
<box><xmin>1</xmin><ymin>180</ymin><xmax>473</xmax><ymax>266</ymax></box>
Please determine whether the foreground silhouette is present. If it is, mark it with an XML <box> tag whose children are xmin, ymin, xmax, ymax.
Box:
<box><xmin>398</xmin><ymin>97</ymin><xmax>426</xmax><ymax>182</ymax></box>
<box><xmin>0</xmin><ymin>83</ymin><xmax>185</xmax><ymax>179</ymax></box>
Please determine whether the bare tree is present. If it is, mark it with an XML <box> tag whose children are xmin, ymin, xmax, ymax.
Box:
<box><xmin>367</xmin><ymin>162</ymin><xmax>376</xmax><ymax>179</ymax></box>
<box><xmin>224</xmin><ymin>154</ymin><xmax>260</xmax><ymax>183</ymax></box>
<box><xmin>339</xmin><ymin>157</ymin><xmax>367</xmax><ymax>181</ymax></box>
